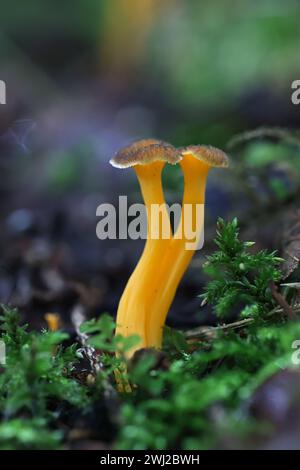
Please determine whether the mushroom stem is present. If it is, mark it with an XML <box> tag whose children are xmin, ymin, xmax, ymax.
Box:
<box><xmin>115</xmin><ymin>161</ymin><xmax>172</xmax><ymax>356</ymax></box>
<box><xmin>111</xmin><ymin>140</ymin><xmax>228</xmax><ymax>364</ymax></box>
<box><xmin>146</xmin><ymin>155</ymin><xmax>209</xmax><ymax>348</ymax></box>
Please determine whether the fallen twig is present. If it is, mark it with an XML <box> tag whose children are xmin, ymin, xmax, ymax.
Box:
<box><xmin>184</xmin><ymin>317</ymin><xmax>254</xmax><ymax>341</ymax></box>
<box><xmin>184</xmin><ymin>304</ymin><xmax>300</xmax><ymax>341</ymax></box>
<box><xmin>227</xmin><ymin>127</ymin><xmax>300</xmax><ymax>150</ymax></box>
<box><xmin>269</xmin><ymin>281</ymin><xmax>297</xmax><ymax>320</ymax></box>
<box><xmin>71</xmin><ymin>304</ymin><xmax>117</xmax><ymax>399</ymax></box>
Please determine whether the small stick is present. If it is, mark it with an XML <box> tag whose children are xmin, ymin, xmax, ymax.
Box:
<box><xmin>227</xmin><ymin>127</ymin><xmax>300</xmax><ymax>150</ymax></box>
<box><xmin>184</xmin><ymin>304</ymin><xmax>300</xmax><ymax>341</ymax></box>
<box><xmin>71</xmin><ymin>304</ymin><xmax>117</xmax><ymax>399</ymax></box>
<box><xmin>269</xmin><ymin>281</ymin><xmax>297</xmax><ymax>320</ymax></box>
<box><xmin>185</xmin><ymin>318</ymin><xmax>254</xmax><ymax>341</ymax></box>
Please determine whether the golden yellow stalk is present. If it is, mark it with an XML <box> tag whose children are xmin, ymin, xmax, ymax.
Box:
<box><xmin>145</xmin><ymin>146</ymin><xmax>229</xmax><ymax>348</ymax></box>
<box><xmin>110</xmin><ymin>142</ymin><xmax>229</xmax><ymax>389</ymax></box>
<box><xmin>110</xmin><ymin>140</ymin><xmax>181</xmax><ymax>358</ymax></box>
<box><xmin>146</xmin><ymin>155</ymin><xmax>209</xmax><ymax>348</ymax></box>
<box><xmin>116</xmin><ymin>161</ymin><xmax>171</xmax><ymax>350</ymax></box>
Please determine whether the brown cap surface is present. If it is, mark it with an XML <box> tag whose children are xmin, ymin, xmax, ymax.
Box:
<box><xmin>181</xmin><ymin>145</ymin><xmax>229</xmax><ymax>168</ymax></box>
<box><xmin>110</xmin><ymin>139</ymin><xmax>181</xmax><ymax>169</ymax></box>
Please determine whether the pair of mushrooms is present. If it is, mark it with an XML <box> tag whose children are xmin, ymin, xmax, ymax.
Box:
<box><xmin>110</xmin><ymin>139</ymin><xmax>229</xmax><ymax>359</ymax></box>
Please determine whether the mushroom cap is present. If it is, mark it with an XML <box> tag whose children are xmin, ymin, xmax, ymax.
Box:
<box><xmin>110</xmin><ymin>139</ymin><xmax>182</xmax><ymax>169</ymax></box>
<box><xmin>181</xmin><ymin>145</ymin><xmax>229</xmax><ymax>168</ymax></box>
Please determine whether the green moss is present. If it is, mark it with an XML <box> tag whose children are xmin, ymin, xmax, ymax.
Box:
<box><xmin>1</xmin><ymin>219</ymin><xmax>299</xmax><ymax>449</ymax></box>
<box><xmin>0</xmin><ymin>305</ymin><xmax>89</xmax><ymax>449</ymax></box>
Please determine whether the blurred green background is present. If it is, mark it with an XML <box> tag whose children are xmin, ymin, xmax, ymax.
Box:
<box><xmin>1</xmin><ymin>0</ymin><xmax>299</xmax><ymax>145</ymax></box>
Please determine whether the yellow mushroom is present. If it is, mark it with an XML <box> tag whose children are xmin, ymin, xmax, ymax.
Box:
<box><xmin>109</xmin><ymin>139</ymin><xmax>181</xmax><ymax>357</ymax></box>
<box><xmin>110</xmin><ymin>141</ymin><xmax>229</xmax><ymax>370</ymax></box>
<box><xmin>146</xmin><ymin>145</ymin><xmax>229</xmax><ymax>348</ymax></box>
<box><xmin>45</xmin><ymin>313</ymin><xmax>60</xmax><ymax>332</ymax></box>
